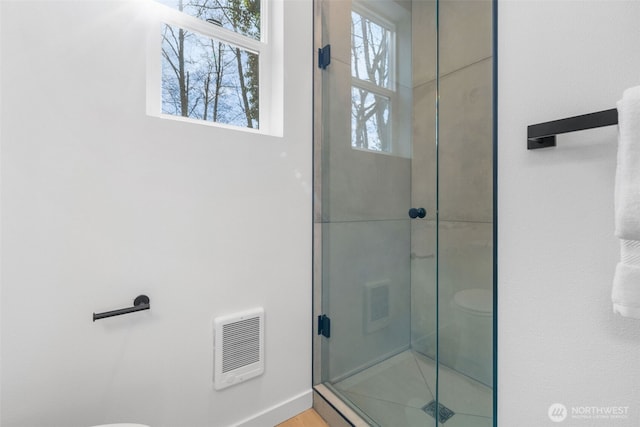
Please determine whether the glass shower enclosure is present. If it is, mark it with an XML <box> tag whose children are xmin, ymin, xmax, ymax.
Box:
<box><xmin>313</xmin><ymin>0</ymin><xmax>496</xmax><ymax>426</ymax></box>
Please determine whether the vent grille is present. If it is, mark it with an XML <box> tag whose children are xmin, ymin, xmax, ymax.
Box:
<box><xmin>369</xmin><ymin>285</ymin><xmax>389</xmax><ymax>322</ymax></box>
<box><xmin>364</xmin><ymin>279</ymin><xmax>391</xmax><ymax>333</ymax></box>
<box><xmin>222</xmin><ymin>317</ymin><xmax>260</xmax><ymax>373</ymax></box>
<box><xmin>214</xmin><ymin>308</ymin><xmax>264</xmax><ymax>390</ymax></box>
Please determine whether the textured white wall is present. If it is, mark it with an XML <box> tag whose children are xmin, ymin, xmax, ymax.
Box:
<box><xmin>0</xmin><ymin>1</ymin><xmax>312</xmax><ymax>426</ymax></box>
<box><xmin>499</xmin><ymin>1</ymin><xmax>640</xmax><ymax>426</ymax></box>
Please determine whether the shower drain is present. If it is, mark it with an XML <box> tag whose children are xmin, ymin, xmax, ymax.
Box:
<box><xmin>422</xmin><ymin>400</ymin><xmax>455</xmax><ymax>423</ymax></box>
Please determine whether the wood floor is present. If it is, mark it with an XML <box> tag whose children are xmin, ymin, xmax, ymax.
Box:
<box><xmin>276</xmin><ymin>409</ymin><xmax>330</xmax><ymax>427</ymax></box>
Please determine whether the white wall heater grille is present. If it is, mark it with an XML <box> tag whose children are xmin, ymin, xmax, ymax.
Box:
<box><xmin>213</xmin><ymin>308</ymin><xmax>264</xmax><ymax>390</ymax></box>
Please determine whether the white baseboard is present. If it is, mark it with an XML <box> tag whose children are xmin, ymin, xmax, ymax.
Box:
<box><xmin>234</xmin><ymin>389</ymin><xmax>313</xmax><ymax>427</ymax></box>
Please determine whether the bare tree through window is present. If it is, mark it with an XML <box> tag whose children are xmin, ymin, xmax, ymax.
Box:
<box><xmin>159</xmin><ymin>0</ymin><xmax>260</xmax><ymax>128</ymax></box>
<box><xmin>351</xmin><ymin>9</ymin><xmax>393</xmax><ymax>152</ymax></box>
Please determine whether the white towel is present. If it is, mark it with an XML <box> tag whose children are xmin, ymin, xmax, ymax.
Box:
<box><xmin>612</xmin><ymin>85</ymin><xmax>640</xmax><ymax>318</ymax></box>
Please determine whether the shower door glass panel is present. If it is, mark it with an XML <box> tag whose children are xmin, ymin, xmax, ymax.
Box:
<box><xmin>436</xmin><ymin>0</ymin><xmax>494</xmax><ymax>425</ymax></box>
<box><xmin>314</xmin><ymin>0</ymin><xmax>494</xmax><ymax>426</ymax></box>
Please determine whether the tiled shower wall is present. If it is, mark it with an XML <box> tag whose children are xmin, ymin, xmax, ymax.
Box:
<box><xmin>411</xmin><ymin>0</ymin><xmax>494</xmax><ymax>367</ymax></box>
<box><xmin>320</xmin><ymin>0</ymin><xmax>493</xmax><ymax>381</ymax></box>
<box><xmin>321</xmin><ymin>0</ymin><xmax>413</xmax><ymax>381</ymax></box>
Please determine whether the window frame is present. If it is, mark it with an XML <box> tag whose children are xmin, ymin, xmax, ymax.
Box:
<box><xmin>149</xmin><ymin>0</ymin><xmax>277</xmax><ymax>134</ymax></box>
<box><xmin>350</xmin><ymin>3</ymin><xmax>398</xmax><ymax>154</ymax></box>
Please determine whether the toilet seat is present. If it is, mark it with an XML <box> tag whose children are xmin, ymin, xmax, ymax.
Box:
<box><xmin>453</xmin><ymin>289</ymin><xmax>492</xmax><ymax>316</ymax></box>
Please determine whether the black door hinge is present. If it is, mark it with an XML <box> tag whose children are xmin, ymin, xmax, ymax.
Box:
<box><xmin>317</xmin><ymin>314</ymin><xmax>331</xmax><ymax>338</ymax></box>
<box><xmin>318</xmin><ymin>44</ymin><xmax>331</xmax><ymax>70</ymax></box>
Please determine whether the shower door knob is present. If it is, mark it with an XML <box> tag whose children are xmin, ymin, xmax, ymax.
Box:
<box><xmin>408</xmin><ymin>208</ymin><xmax>426</xmax><ymax>219</ymax></box>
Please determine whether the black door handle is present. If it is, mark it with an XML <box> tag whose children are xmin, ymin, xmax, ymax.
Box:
<box><xmin>408</xmin><ymin>208</ymin><xmax>426</xmax><ymax>219</ymax></box>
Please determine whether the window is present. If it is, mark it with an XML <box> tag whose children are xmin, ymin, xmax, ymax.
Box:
<box><xmin>157</xmin><ymin>0</ymin><xmax>261</xmax><ymax>40</ymax></box>
<box><xmin>350</xmin><ymin>6</ymin><xmax>396</xmax><ymax>153</ymax></box>
<box><xmin>152</xmin><ymin>0</ymin><xmax>272</xmax><ymax>131</ymax></box>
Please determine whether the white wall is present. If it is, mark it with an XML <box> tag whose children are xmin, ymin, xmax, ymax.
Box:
<box><xmin>499</xmin><ymin>1</ymin><xmax>640</xmax><ymax>426</ymax></box>
<box><xmin>0</xmin><ymin>1</ymin><xmax>312</xmax><ymax>426</ymax></box>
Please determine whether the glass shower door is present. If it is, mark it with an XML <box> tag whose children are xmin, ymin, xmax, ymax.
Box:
<box><xmin>314</xmin><ymin>0</ymin><xmax>439</xmax><ymax>424</ymax></box>
<box><xmin>435</xmin><ymin>0</ymin><xmax>495</xmax><ymax>425</ymax></box>
<box><xmin>313</xmin><ymin>0</ymin><xmax>495</xmax><ymax>426</ymax></box>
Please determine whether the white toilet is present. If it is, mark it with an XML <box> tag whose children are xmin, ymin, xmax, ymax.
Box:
<box><xmin>452</xmin><ymin>288</ymin><xmax>493</xmax><ymax>386</ymax></box>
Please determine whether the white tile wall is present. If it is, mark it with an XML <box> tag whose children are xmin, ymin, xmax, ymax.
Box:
<box><xmin>325</xmin><ymin>220</ymin><xmax>411</xmax><ymax>381</ymax></box>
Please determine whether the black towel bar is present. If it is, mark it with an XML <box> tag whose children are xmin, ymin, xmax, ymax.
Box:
<box><xmin>527</xmin><ymin>108</ymin><xmax>618</xmax><ymax>149</ymax></box>
<box><xmin>93</xmin><ymin>295</ymin><xmax>150</xmax><ymax>322</ymax></box>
